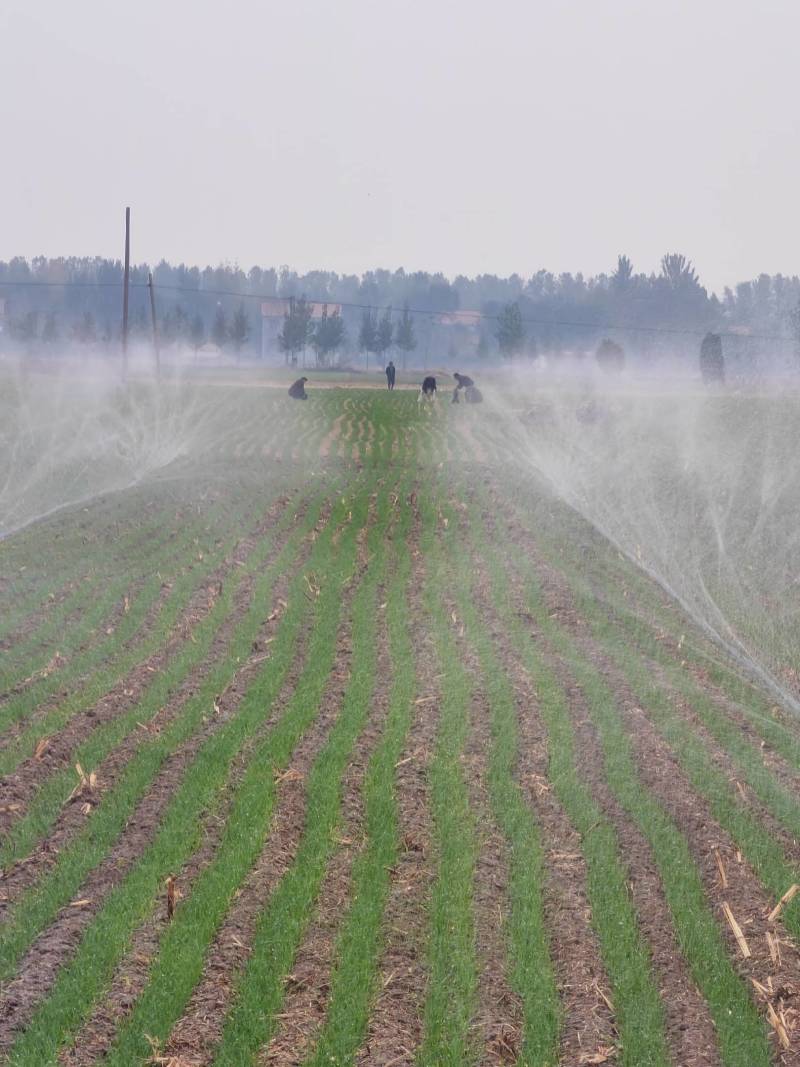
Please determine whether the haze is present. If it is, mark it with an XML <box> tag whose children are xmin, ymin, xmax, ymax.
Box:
<box><xmin>2</xmin><ymin>0</ymin><xmax>799</xmax><ymax>293</ymax></box>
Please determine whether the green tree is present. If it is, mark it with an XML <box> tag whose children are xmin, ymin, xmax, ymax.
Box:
<box><xmin>73</xmin><ymin>311</ymin><xmax>97</xmax><ymax>344</ymax></box>
<box><xmin>230</xmin><ymin>302</ymin><xmax>250</xmax><ymax>355</ymax></box>
<box><xmin>699</xmin><ymin>332</ymin><xmax>725</xmax><ymax>383</ymax></box>
<box><xmin>395</xmin><ymin>302</ymin><xmax>417</xmax><ymax>369</ymax></box>
<box><xmin>311</xmin><ymin>306</ymin><xmax>346</xmax><ymax>367</ymax></box>
<box><xmin>212</xmin><ymin>305</ymin><xmax>228</xmax><ymax>349</ymax></box>
<box><xmin>358</xmin><ymin>307</ymin><xmax>378</xmax><ymax>370</ymax></box>
<box><xmin>174</xmin><ymin>304</ymin><xmax>189</xmax><ymax>343</ymax></box>
<box><xmin>190</xmin><ymin>314</ymin><xmax>206</xmax><ymax>354</ymax></box>
<box><xmin>375</xmin><ymin>306</ymin><xmax>394</xmax><ymax>368</ymax></box>
<box><xmin>595</xmin><ymin>337</ymin><xmax>625</xmax><ymax>372</ymax></box>
<box><xmin>495</xmin><ymin>301</ymin><xmax>524</xmax><ymax>359</ymax></box>
<box><xmin>790</xmin><ymin>301</ymin><xmax>800</xmax><ymax>363</ymax></box>
<box><xmin>278</xmin><ymin>295</ymin><xmax>313</xmax><ymax>365</ymax></box>
<box><xmin>42</xmin><ymin>312</ymin><xmax>58</xmax><ymax>343</ymax></box>
<box><xmin>611</xmin><ymin>254</ymin><xmax>635</xmax><ymax>293</ymax></box>
<box><xmin>130</xmin><ymin>305</ymin><xmax>149</xmax><ymax>339</ymax></box>
<box><xmin>660</xmin><ymin>253</ymin><xmax>700</xmax><ymax>290</ymax></box>
<box><xmin>10</xmin><ymin>311</ymin><xmax>38</xmax><ymax>343</ymax></box>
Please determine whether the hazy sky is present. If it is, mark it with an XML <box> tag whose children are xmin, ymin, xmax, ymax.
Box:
<box><xmin>2</xmin><ymin>0</ymin><xmax>799</xmax><ymax>294</ymax></box>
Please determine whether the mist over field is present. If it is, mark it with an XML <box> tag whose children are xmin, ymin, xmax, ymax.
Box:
<box><xmin>5</xmin><ymin>2</ymin><xmax>800</xmax><ymax>1062</ymax></box>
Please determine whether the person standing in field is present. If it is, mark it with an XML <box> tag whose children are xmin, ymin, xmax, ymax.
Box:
<box><xmin>385</xmin><ymin>361</ymin><xmax>396</xmax><ymax>390</ymax></box>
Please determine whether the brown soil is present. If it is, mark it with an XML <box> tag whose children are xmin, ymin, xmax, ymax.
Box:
<box><xmin>467</xmin><ymin>560</ymin><xmax>618</xmax><ymax>1065</ymax></box>
<box><xmin>499</xmin><ymin>502</ymin><xmax>800</xmax><ymax>1063</ymax></box>
<box><xmin>0</xmin><ymin>575</ymin><xmax>145</xmax><ymax>706</ymax></box>
<box><xmin>260</xmin><ymin>597</ymin><xmax>394</xmax><ymax>1064</ymax></box>
<box><xmin>0</xmin><ymin>499</ymin><xmax>198</xmax><ymax>708</ymax></box>
<box><xmin>0</xmin><ymin>577</ymin><xmax>81</xmax><ymax>653</ymax></box>
<box><xmin>0</xmin><ymin>492</ymin><xmax>317</xmax><ymax>913</ymax></box>
<box><xmin>148</xmin><ymin>495</ymin><xmax>385</xmax><ymax>1066</ymax></box>
<box><xmin>0</xmin><ymin>493</ymin><xmax>298</xmax><ymax>839</ymax></box>
<box><xmin>355</xmin><ymin>492</ymin><xmax>435</xmax><ymax>1067</ymax></box>
<box><xmin>439</xmin><ymin>586</ymin><xmax>524</xmax><ymax>1065</ymax></box>
<box><xmin>0</xmin><ymin>498</ymin><xmax>336</xmax><ymax>1053</ymax></box>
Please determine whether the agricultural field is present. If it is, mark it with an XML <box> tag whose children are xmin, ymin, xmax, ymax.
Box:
<box><xmin>3</xmin><ymin>368</ymin><xmax>800</xmax><ymax>1066</ymax></box>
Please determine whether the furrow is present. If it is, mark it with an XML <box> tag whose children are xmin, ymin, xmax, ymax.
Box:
<box><xmin>353</xmin><ymin>491</ymin><xmax>435</xmax><ymax>1067</ymax></box>
<box><xmin>204</xmin><ymin>483</ymin><xmax>396</xmax><ymax>1066</ymax></box>
<box><xmin>490</xmin><ymin>501</ymin><xmax>775</xmax><ymax>1065</ymax></box>
<box><xmin>0</xmin><ymin>488</ymin><xmax>322</xmax><ymax>907</ymax></box>
<box><xmin>0</xmin><ymin>484</ymin><xmax>364</xmax><ymax>1064</ymax></box>
<box><xmin>0</xmin><ymin>490</ymin><xmax>297</xmax><ymax>834</ymax></box>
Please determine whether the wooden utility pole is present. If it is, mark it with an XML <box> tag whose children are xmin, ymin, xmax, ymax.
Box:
<box><xmin>122</xmin><ymin>206</ymin><xmax>131</xmax><ymax>380</ymax></box>
<box><xmin>147</xmin><ymin>272</ymin><xmax>161</xmax><ymax>378</ymax></box>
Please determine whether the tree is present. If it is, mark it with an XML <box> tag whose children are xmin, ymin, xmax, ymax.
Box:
<box><xmin>212</xmin><ymin>305</ymin><xmax>228</xmax><ymax>349</ymax></box>
<box><xmin>130</xmin><ymin>305</ymin><xmax>148</xmax><ymax>339</ymax></box>
<box><xmin>660</xmin><ymin>253</ymin><xmax>700</xmax><ymax>291</ymax></box>
<box><xmin>311</xmin><ymin>306</ymin><xmax>346</xmax><ymax>367</ymax></box>
<box><xmin>358</xmin><ymin>307</ymin><xmax>378</xmax><ymax>370</ymax></box>
<box><xmin>495</xmin><ymin>301</ymin><xmax>524</xmax><ymax>359</ymax></box>
<box><xmin>395</xmin><ymin>302</ymin><xmax>417</xmax><ymax>369</ymax></box>
<box><xmin>375</xmin><ymin>307</ymin><xmax>394</xmax><ymax>368</ymax></box>
<box><xmin>595</xmin><ymin>338</ymin><xmax>625</xmax><ymax>373</ymax></box>
<box><xmin>278</xmin><ymin>295</ymin><xmax>313</xmax><ymax>365</ymax></box>
<box><xmin>790</xmin><ymin>301</ymin><xmax>800</xmax><ymax>363</ymax></box>
<box><xmin>190</xmin><ymin>314</ymin><xmax>206</xmax><ymax>355</ymax></box>
<box><xmin>230</xmin><ymin>302</ymin><xmax>250</xmax><ymax>355</ymax></box>
<box><xmin>161</xmin><ymin>309</ymin><xmax>177</xmax><ymax>346</ymax></box>
<box><xmin>611</xmin><ymin>254</ymin><xmax>634</xmax><ymax>292</ymax></box>
<box><xmin>73</xmin><ymin>311</ymin><xmax>97</xmax><ymax>344</ymax></box>
<box><xmin>699</xmin><ymin>332</ymin><xmax>725</xmax><ymax>384</ymax></box>
<box><xmin>10</xmin><ymin>311</ymin><xmax>38</xmax><ymax>343</ymax></box>
<box><xmin>42</xmin><ymin>311</ymin><xmax>59</xmax><ymax>343</ymax></box>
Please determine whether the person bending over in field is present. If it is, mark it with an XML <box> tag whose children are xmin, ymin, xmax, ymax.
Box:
<box><xmin>288</xmin><ymin>376</ymin><xmax>309</xmax><ymax>400</ymax></box>
<box><xmin>418</xmin><ymin>376</ymin><xmax>437</xmax><ymax>405</ymax></box>
<box><xmin>452</xmin><ymin>371</ymin><xmax>482</xmax><ymax>403</ymax></box>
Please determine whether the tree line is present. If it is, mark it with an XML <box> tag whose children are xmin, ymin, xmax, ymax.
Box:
<box><xmin>2</xmin><ymin>252</ymin><xmax>800</xmax><ymax>364</ymax></box>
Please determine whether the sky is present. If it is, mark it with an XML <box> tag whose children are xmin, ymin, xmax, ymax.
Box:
<box><xmin>2</xmin><ymin>0</ymin><xmax>799</xmax><ymax>295</ymax></box>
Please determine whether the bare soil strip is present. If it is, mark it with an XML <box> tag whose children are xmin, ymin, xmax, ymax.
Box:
<box><xmin>439</xmin><ymin>588</ymin><xmax>525</xmax><ymax>1065</ymax></box>
<box><xmin>467</xmin><ymin>561</ymin><xmax>618</xmax><ymax>1065</ymax></box>
<box><xmin>506</xmin><ymin>515</ymin><xmax>800</xmax><ymax>1063</ymax></box>
<box><xmin>0</xmin><ymin>580</ymin><xmax>142</xmax><ymax>705</ymax></box>
<box><xmin>60</xmin><ymin>611</ymin><xmax>332</xmax><ymax>1067</ymax></box>
<box><xmin>0</xmin><ymin>492</ymin><xmax>317</xmax><ymax>913</ymax></box>
<box><xmin>0</xmin><ymin>492</ymin><xmax>297</xmax><ymax>835</ymax></box>
<box><xmin>633</xmin><ymin>655</ymin><xmax>800</xmax><ymax>870</ymax></box>
<box><xmin>0</xmin><ymin>500</ymin><xmax>335</xmax><ymax>1052</ymax></box>
<box><xmin>259</xmin><ymin>591</ymin><xmax>395</xmax><ymax>1065</ymax></box>
<box><xmin>153</xmin><ymin>574</ymin><xmax>369</xmax><ymax>1065</ymax></box>
<box><xmin>481</xmin><ymin>500</ymin><xmax>721</xmax><ymax>1067</ymax></box>
<box><xmin>319</xmin><ymin>413</ymin><xmax>345</xmax><ymax>458</ymax></box>
<box><xmin>356</xmin><ymin>495</ymin><xmax>434</xmax><ymax>1067</ymax></box>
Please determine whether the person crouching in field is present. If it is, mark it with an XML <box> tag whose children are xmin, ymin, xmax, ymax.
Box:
<box><xmin>452</xmin><ymin>372</ymin><xmax>483</xmax><ymax>404</ymax></box>
<box><xmin>385</xmin><ymin>361</ymin><xmax>396</xmax><ymax>390</ymax></box>
<box><xmin>418</xmin><ymin>376</ymin><xmax>437</xmax><ymax>406</ymax></box>
<box><xmin>452</xmin><ymin>371</ymin><xmax>473</xmax><ymax>403</ymax></box>
<box><xmin>288</xmin><ymin>376</ymin><xmax>308</xmax><ymax>400</ymax></box>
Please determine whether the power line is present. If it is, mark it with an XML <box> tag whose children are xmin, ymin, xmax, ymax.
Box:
<box><xmin>0</xmin><ymin>277</ymin><xmax>790</xmax><ymax>344</ymax></box>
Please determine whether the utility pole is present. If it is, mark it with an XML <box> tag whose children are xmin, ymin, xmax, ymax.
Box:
<box><xmin>148</xmin><ymin>272</ymin><xmax>161</xmax><ymax>378</ymax></box>
<box><xmin>122</xmin><ymin>206</ymin><xmax>131</xmax><ymax>380</ymax></box>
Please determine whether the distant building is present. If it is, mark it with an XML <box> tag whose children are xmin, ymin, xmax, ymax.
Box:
<box><xmin>432</xmin><ymin>309</ymin><xmax>483</xmax><ymax>358</ymax></box>
<box><xmin>433</xmin><ymin>310</ymin><xmax>482</xmax><ymax>328</ymax></box>
<box><xmin>261</xmin><ymin>299</ymin><xmax>343</xmax><ymax>359</ymax></box>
